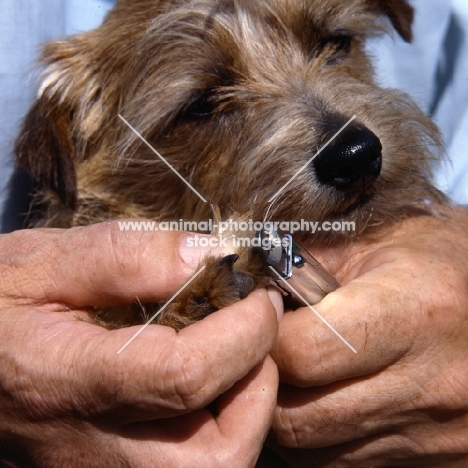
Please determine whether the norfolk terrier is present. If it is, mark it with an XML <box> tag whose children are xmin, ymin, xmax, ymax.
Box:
<box><xmin>16</xmin><ymin>0</ymin><xmax>446</xmax><ymax>329</ymax></box>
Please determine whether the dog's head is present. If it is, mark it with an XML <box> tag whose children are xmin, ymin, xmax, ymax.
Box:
<box><xmin>16</xmin><ymin>0</ymin><xmax>444</xmax><ymax>234</ymax></box>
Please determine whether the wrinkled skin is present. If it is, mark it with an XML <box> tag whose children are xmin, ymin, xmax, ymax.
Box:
<box><xmin>269</xmin><ymin>205</ymin><xmax>468</xmax><ymax>467</ymax></box>
<box><xmin>0</xmin><ymin>223</ymin><xmax>283</xmax><ymax>468</ymax></box>
<box><xmin>2</xmin><ymin>206</ymin><xmax>468</xmax><ymax>467</ymax></box>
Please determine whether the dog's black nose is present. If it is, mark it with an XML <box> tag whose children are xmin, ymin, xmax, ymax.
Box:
<box><xmin>313</xmin><ymin>125</ymin><xmax>382</xmax><ymax>192</ymax></box>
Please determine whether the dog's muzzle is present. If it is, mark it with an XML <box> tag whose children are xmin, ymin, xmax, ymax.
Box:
<box><xmin>313</xmin><ymin>124</ymin><xmax>382</xmax><ymax>193</ymax></box>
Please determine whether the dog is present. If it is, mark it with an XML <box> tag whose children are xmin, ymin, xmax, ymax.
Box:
<box><xmin>15</xmin><ymin>0</ymin><xmax>446</xmax><ymax>330</ymax></box>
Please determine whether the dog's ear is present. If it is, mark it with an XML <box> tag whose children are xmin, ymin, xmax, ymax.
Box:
<box><xmin>371</xmin><ymin>0</ymin><xmax>414</xmax><ymax>42</ymax></box>
<box><xmin>15</xmin><ymin>93</ymin><xmax>77</xmax><ymax>209</ymax></box>
<box><xmin>15</xmin><ymin>36</ymin><xmax>100</xmax><ymax>210</ymax></box>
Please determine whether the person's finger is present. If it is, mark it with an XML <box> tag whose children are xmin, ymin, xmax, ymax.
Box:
<box><xmin>272</xmin><ymin>285</ymin><xmax>410</xmax><ymax>386</ymax></box>
<box><xmin>120</xmin><ymin>357</ymin><xmax>279</xmax><ymax>468</ymax></box>
<box><xmin>272</xmin><ymin>325</ymin><xmax>468</xmax><ymax>449</ymax></box>
<box><xmin>11</xmin><ymin>288</ymin><xmax>279</xmax><ymax>422</ymax></box>
<box><xmin>214</xmin><ymin>356</ymin><xmax>278</xmax><ymax>449</ymax></box>
<box><xmin>272</xmin><ymin>243</ymin><xmax>462</xmax><ymax>387</ymax></box>
<box><xmin>1</xmin><ymin>221</ymin><xmax>230</xmax><ymax>307</ymax></box>
<box><xmin>272</xmin><ymin>367</ymin><xmax>424</xmax><ymax>448</ymax></box>
<box><xmin>268</xmin><ymin>421</ymin><xmax>468</xmax><ymax>468</ymax></box>
<box><xmin>98</xmin><ymin>289</ymin><xmax>279</xmax><ymax>420</ymax></box>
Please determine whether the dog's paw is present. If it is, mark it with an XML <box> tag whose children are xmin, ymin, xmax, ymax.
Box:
<box><xmin>154</xmin><ymin>249</ymin><xmax>271</xmax><ymax>331</ymax></box>
<box><xmin>93</xmin><ymin>248</ymin><xmax>271</xmax><ymax>331</ymax></box>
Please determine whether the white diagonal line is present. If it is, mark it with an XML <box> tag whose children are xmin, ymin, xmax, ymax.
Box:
<box><xmin>117</xmin><ymin>266</ymin><xmax>206</xmax><ymax>354</ymax></box>
<box><xmin>268</xmin><ymin>115</ymin><xmax>357</xmax><ymax>203</ymax></box>
<box><xmin>269</xmin><ymin>266</ymin><xmax>357</xmax><ymax>354</ymax></box>
<box><xmin>118</xmin><ymin>114</ymin><xmax>208</xmax><ymax>203</ymax></box>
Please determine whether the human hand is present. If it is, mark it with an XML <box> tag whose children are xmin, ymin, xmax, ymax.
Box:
<box><xmin>0</xmin><ymin>222</ymin><xmax>282</xmax><ymax>468</ymax></box>
<box><xmin>269</xmin><ymin>205</ymin><xmax>468</xmax><ymax>467</ymax></box>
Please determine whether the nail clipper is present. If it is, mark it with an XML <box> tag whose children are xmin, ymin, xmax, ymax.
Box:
<box><xmin>255</xmin><ymin>230</ymin><xmax>340</xmax><ymax>305</ymax></box>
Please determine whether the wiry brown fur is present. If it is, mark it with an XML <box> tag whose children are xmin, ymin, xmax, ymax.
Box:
<box><xmin>96</xmin><ymin>247</ymin><xmax>272</xmax><ymax>329</ymax></box>
<box><xmin>16</xmin><ymin>0</ymin><xmax>447</xmax><ymax>329</ymax></box>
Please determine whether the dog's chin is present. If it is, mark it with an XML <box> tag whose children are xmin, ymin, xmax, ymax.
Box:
<box><xmin>281</xmin><ymin>189</ymin><xmax>382</xmax><ymax>246</ymax></box>
<box><xmin>307</xmin><ymin>187</ymin><xmax>378</xmax><ymax>221</ymax></box>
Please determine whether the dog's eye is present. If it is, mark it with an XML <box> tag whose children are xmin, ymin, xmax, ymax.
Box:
<box><xmin>314</xmin><ymin>34</ymin><xmax>352</xmax><ymax>62</ymax></box>
<box><xmin>328</xmin><ymin>35</ymin><xmax>352</xmax><ymax>54</ymax></box>
<box><xmin>184</xmin><ymin>93</ymin><xmax>217</xmax><ymax>118</ymax></box>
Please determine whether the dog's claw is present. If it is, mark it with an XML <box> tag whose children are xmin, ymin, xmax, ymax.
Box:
<box><xmin>218</xmin><ymin>253</ymin><xmax>239</xmax><ymax>267</ymax></box>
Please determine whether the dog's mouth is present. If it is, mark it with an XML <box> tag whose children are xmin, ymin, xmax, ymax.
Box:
<box><xmin>322</xmin><ymin>159</ymin><xmax>382</xmax><ymax>194</ymax></box>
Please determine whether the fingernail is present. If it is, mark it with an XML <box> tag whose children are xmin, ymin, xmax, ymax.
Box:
<box><xmin>267</xmin><ymin>287</ymin><xmax>284</xmax><ymax>322</ymax></box>
<box><xmin>179</xmin><ymin>234</ymin><xmax>237</xmax><ymax>268</ymax></box>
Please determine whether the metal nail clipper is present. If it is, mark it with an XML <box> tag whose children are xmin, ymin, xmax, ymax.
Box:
<box><xmin>255</xmin><ymin>230</ymin><xmax>340</xmax><ymax>305</ymax></box>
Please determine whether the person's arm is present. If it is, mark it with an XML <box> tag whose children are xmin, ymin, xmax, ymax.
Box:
<box><xmin>0</xmin><ymin>222</ymin><xmax>282</xmax><ymax>467</ymax></box>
